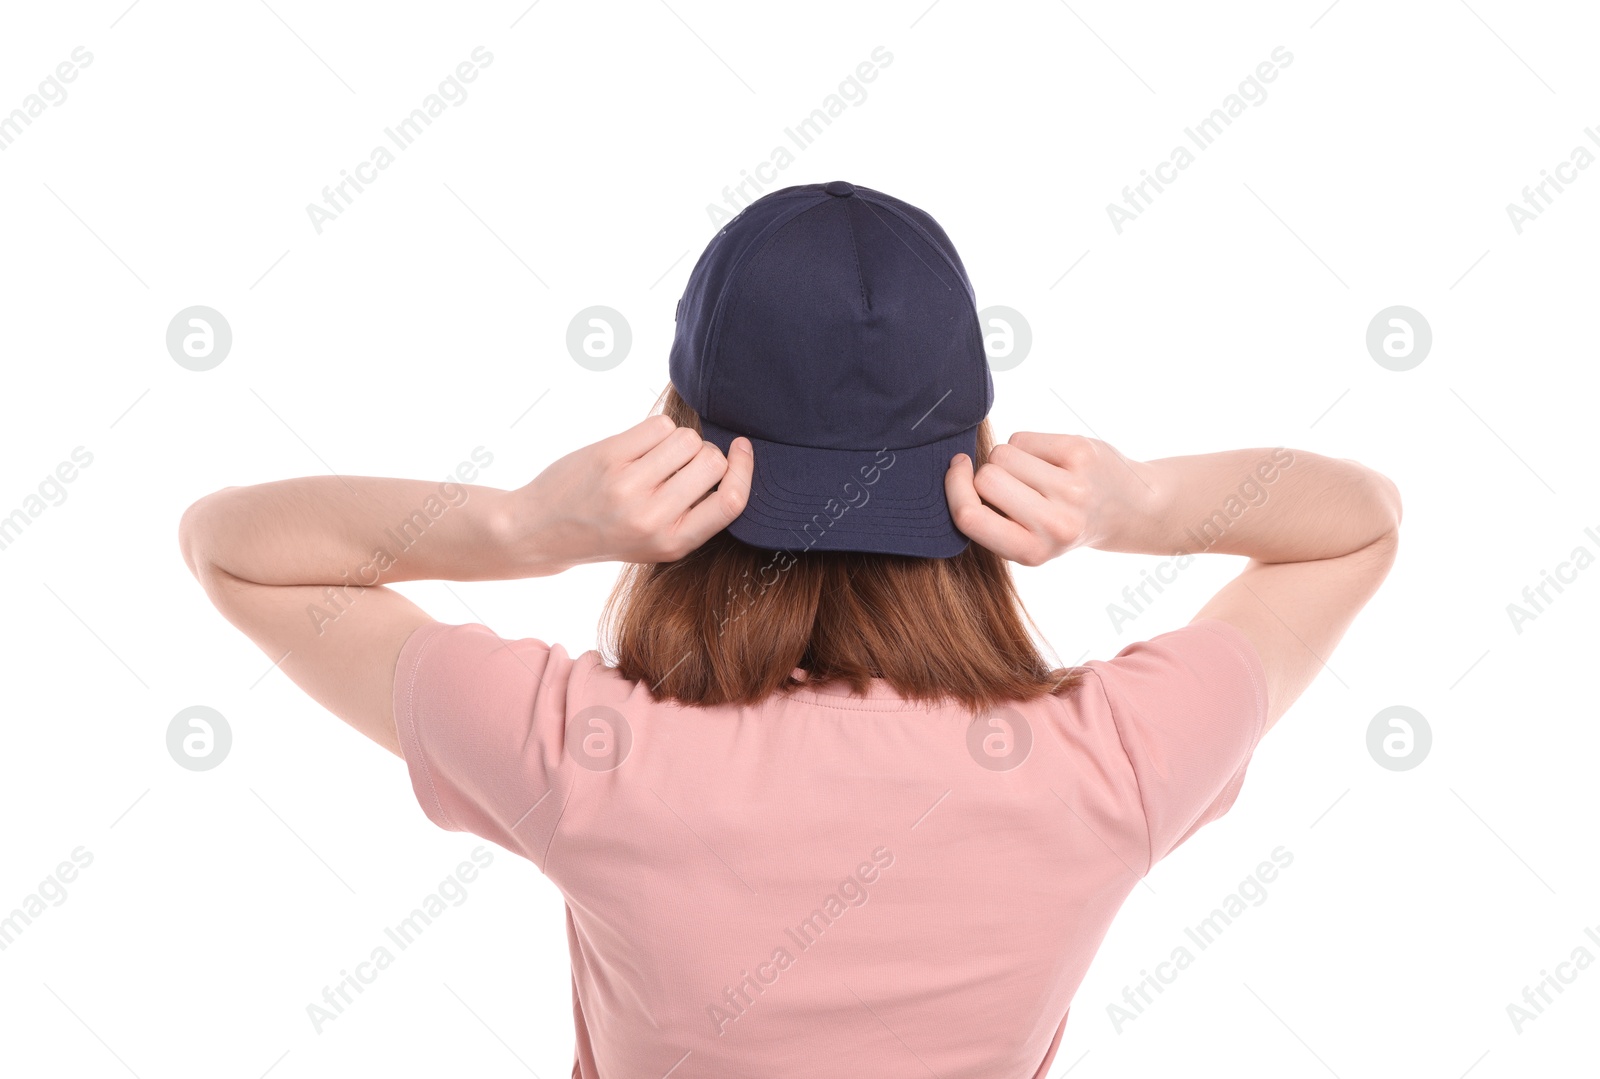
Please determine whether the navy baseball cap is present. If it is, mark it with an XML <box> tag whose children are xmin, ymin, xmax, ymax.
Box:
<box><xmin>668</xmin><ymin>180</ymin><xmax>993</xmax><ymax>558</ymax></box>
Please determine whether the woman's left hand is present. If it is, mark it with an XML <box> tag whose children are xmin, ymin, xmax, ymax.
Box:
<box><xmin>505</xmin><ymin>414</ymin><xmax>754</xmax><ymax>571</ymax></box>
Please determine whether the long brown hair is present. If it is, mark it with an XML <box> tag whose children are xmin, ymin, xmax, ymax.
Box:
<box><xmin>599</xmin><ymin>385</ymin><xmax>1082</xmax><ymax>711</ymax></box>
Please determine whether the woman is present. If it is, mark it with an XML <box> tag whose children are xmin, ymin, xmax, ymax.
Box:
<box><xmin>180</xmin><ymin>181</ymin><xmax>1400</xmax><ymax>1077</ymax></box>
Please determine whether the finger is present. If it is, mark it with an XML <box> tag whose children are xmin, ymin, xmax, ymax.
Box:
<box><xmin>970</xmin><ymin>457</ymin><xmax>1059</xmax><ymax>533</ymax></box>
<box><xmin>656</xmin><ymin>438</ymin><xmax>728</xmax><ymax>511</ymax></box>
<box><xmin>598</xmin><ymin>413</ymin><xmax>679</xmax><ymax>463</ymax></box>
<box><xmin>944</xmin><ymin>453</ymin><xmax>1035</xmax><ymax>557</ymax></box>
<box><xmin>673</xmin><ymin>436</ymin><xmax>755</xmax><ymax>550</ymax></box>
<box><xmin>988</xmin><ymin>442</ymin><xmax>1073</xmax><ymax>500</ymax></box>
<box><xmin>632</xmin><ymin>423</ymin><xmax>707</xmax><ymax>487</ymax></box>
<box><xmin>1008</xmin><ymin>431</ymin><xmax>1090</xmax><ymax>471</ymax></box>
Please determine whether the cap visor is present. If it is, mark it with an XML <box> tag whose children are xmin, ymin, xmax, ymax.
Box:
<box><xmin>699</xmin><ymin>418</ymin><xmax>976</xmax><ymax>558</ymax></box>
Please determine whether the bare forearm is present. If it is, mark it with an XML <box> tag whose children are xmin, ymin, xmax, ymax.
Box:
<box><xmin>1106</xmin><ymin>448</ymin><xmax>1401</xmax><ymax>563</ymax></box>
<box><xmin>179</xmin><ymin>475</ymin><xmax>562</xmax><ymax>587</ymax></box>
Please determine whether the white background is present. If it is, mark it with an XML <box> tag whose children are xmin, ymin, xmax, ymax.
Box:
<box><xmin>2</xmin><ymin>0</ymin><xmax>1596</xmax><ymax>1076</ymax></box>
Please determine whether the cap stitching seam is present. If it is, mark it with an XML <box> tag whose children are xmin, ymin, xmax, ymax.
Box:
<box><xmin>859</xmin><ymin>196</ymin><xmax>991</xmax><ymax>428</ymax></box>
<box><xmin>840</xmin><ymin>197</ymin><xmax>869</xmax><ymax>311</ymax></box>
<box><xmin>748</xmin><ymin>430</ymin><xmax>942</xmax><ymax>512</ymax></box>
<box><xmin>859</xmin><ymin>196</ymin><xmax>968</xmax><ymax>297</ymax></box>
<box><xmin>701</xmin><ymin>417</ymin><xmax>975</xmax><ymax>455</ymax></box>
<box><xmin>704</xmin><ymin>198</ymin><xmax>829</xmax><ymax>423</ymax></box>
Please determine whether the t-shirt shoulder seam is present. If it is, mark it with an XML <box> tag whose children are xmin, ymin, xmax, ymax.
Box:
<box><xmin>1079</xmin><ymin>663</ymin><xmax>1156</xmax><ymax>878</ymax></box>
<box><xmin>539</xmin><ymin>649</ymin><xmax>606</xmax><ymax>874</ymax></box>
<box><xmin>400</xmin><ymin>622</ymin><xmax>458</xmax><ymax>832</ymax></box>
<box><xmin>1192</xmin><ymin>618</ymin><xmax>1268</xmax><ymax>748</ymax></box>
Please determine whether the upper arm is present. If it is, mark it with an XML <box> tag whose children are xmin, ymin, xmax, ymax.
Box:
<box><xmin>191</xmin><ymin>565</ymin><xmax>434</xmax><ymax>756</ymax></box>
<box><xmin>1192</xmin><ymin>526</ymin><xmax>1400</xmax><ymax>734</ymax></box>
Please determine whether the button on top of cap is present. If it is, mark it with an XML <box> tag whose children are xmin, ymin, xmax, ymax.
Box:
<box><xmin>823</xmin><ymin>180</ymin><xmax>855</xmax><ymax>197</ymax></box>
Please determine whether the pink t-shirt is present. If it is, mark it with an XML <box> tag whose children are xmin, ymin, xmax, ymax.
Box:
<box><xmin>393</xmin><ymin>616</ymin><xmax>1266</xmax><ymax>1078</ymax></box>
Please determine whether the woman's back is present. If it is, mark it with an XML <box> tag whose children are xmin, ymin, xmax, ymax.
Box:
<box><xmin>395</xmin><ymin>617</ymin><xmax>1266</xmax><ymax>1077</ymax></box>
<box><xmin>181</xmin><ymin>180</ymin><xmax>1399</xmax><ymax>1076</ymax></box>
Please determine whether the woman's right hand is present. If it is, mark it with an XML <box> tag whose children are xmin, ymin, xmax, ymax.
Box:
<box><xmin>944</xmin><ymin>433</ymin><xmax>1161</xmax><ymax>566</ymax></box>
<box><xmin>509</xmin><ymin>414</ymin><xmax>754</xmax><ymax>570</ymax></box>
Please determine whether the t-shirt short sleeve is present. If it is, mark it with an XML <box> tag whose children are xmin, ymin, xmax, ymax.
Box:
<box><xmin>1084</xmin><ymin>618</ymin><xmax>1268</xmax><ymax>875</ymax></box>
<box><xmin>392</xmin><ymin>621</ymin><xmax>578</xmax><ymax>869</ymax></box>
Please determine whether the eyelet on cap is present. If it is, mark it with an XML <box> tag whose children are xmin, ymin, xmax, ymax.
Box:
<box><xmin>823</xmin><ymin>180</ymin><xmax>855</xmax><ymax>197</ymax></box>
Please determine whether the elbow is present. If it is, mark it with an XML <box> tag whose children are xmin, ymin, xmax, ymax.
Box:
<box><xmin>178</xmin><ymin>488</ymin><xmax>233</xmax><ymax>580</ymax></box>
<box><xmin>1359</xmin><ymin>505</ymin><xmax>1402</xmax><ymax>578</ymax></box>
<box><xmin>178</xmin><ymin>498</ymin><xmax>209</xmax><ymax>580</ymax></box>
<box><xmin>1374</xmin><ymin>470</ymin><xmax>1403</xmax><ymax>534</ymax></box>
<box><xmin>1333</xmin><ymin>456</ymin><xmax>1402</xmax><ymax>539</ymax></box>
<box><xmin>1366</xmin><ymin>523</ymin><xmax>1400</xmax><ymax>562</ymax></box>
<box><xmin>1355</xmin><ymin>464</ymin><xmax>1402</xmax><ymax>538</ymax></box>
